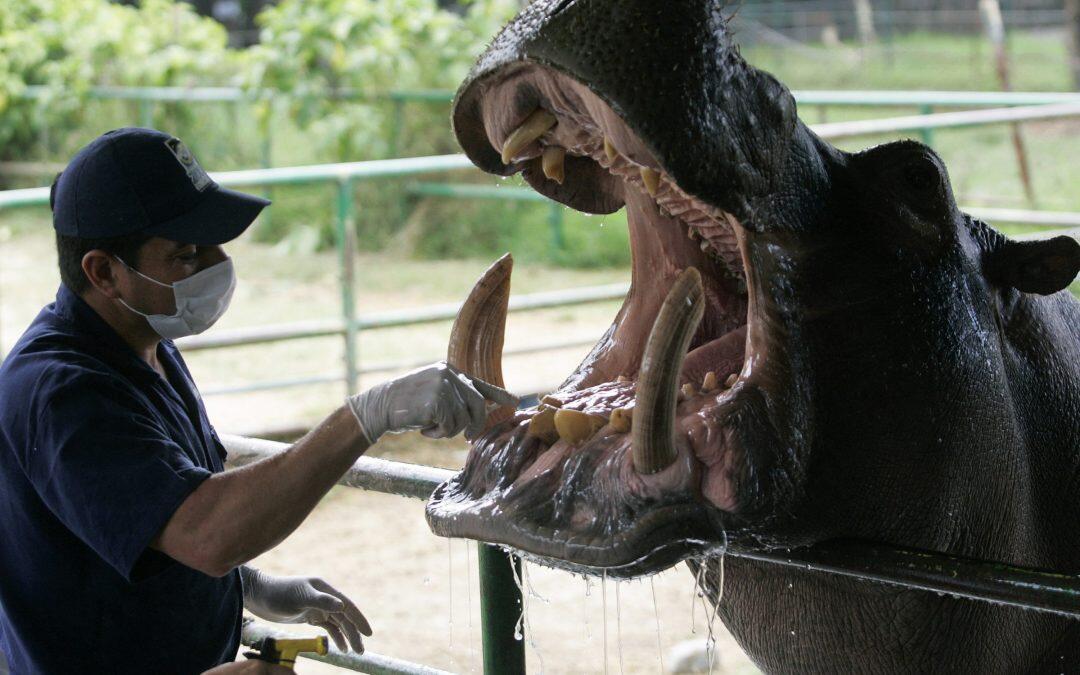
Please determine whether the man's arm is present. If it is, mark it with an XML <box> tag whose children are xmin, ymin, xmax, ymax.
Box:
<box><xmin>152</xmin><ymin>362</ymin><xmax>517</xmax><ymax>577</ymax></box>
<box><xmin>152</xmin><ymin>406</ymin><xmax>365</xmax><ymax>577</ymax></box>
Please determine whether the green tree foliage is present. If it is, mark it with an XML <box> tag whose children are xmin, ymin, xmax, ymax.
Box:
<box><xmin>247</xmin><ymin>0</ymin><xmax>517</xmax><ymax>160</ymax></box>
<box><xmin>0</xmin><ymin>0</ymin><xmax>238</xmax><ymax>162</ymax></box>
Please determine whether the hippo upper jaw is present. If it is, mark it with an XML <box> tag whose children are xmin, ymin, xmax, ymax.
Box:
<box><xmin>452</xmin><ymin>0</ymin><xmax>800</xmax><ymax>224</ymax></box>
<box><xmin>425</xmin><ymin>28</ymin><xmax>830</xmax><ymax>573</ymax></box>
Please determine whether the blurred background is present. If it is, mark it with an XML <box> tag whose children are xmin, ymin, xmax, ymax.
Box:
<box><xmin>1</xmin><ymin>0</ymin><xmax>1079</xmax><ymax>672</ymax></box>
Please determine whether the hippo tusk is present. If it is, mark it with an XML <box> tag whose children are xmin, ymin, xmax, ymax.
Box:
<box><xmin>542</xmin><ymin>146</ymin><xmax>566</xmax><ymax>184</ymax></box>
<box><xmin>501</xmin><ymin>109</ymin><xmax>557</xmax><ymax>165</ymax></box>
<box><xmin>448</xmin><ymin>253</ymin><xmax>515</xmax><ymax>435</ymax></box>
<box><xmin>632</xmin><ymin>267</ymin><xmax>705</xmax><ymax>474</ymax></box>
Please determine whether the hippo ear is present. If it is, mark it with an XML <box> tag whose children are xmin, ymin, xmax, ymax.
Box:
<box><xmin>984</xmin><ymin>235</ymin><xmax>1080</xmax><ymax>295</ymax></box>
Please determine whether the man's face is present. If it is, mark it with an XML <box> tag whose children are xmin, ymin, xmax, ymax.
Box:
<box><xmin>117</xmin><ymin>237</ymin><xmax>227</xmax><ymax>316</ymax></box>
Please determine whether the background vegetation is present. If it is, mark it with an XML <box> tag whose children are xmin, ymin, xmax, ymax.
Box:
<box><xmin>2</xmin><ymin>0</ymin><xmax>1078</xmax><ymax>272</ymax></box>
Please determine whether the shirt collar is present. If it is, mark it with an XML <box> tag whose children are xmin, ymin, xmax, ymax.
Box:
<box><xmin>53</xmin><ymin>284</ymin><xmax>168</xmax><ymax>385</ymax></box>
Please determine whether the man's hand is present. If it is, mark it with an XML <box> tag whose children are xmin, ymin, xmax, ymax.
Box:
<box><xmin>202</xmin><ymin>660</ymin><xmax>292</xmax><ymax>674</ymax></box>
<box><xmin>241</xmin><ymin>567</ymin><xmax>371</xmax><ymax>653</ymax></box>
<box><xmin>346</xmin><ymin>361</ymin><xmax>519</xmax><ymax>444</ymax></box>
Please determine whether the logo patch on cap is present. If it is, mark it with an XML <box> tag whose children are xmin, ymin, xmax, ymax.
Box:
<box><xmin>164</xmin><ymin>137</ymin><xmax>213</xmax><ymax>192</ymax></box>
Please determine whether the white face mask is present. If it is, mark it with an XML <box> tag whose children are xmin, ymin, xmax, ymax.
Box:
<box><xmin>115</xmin><ymin>256</ymin><xmax>236</xmax><ymax>340</ymax></box>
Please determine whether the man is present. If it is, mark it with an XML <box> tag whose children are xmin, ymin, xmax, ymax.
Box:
<box><xmin>0</xmin><ymin>128</ymin><xmax>516</xmax><ymax>673</ymax></box>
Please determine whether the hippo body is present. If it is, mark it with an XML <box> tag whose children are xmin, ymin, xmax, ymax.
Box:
<box><xmin>426</xmin><ymin>1</ymin><xmax>1080</xmax><ymax>670</ymax></box>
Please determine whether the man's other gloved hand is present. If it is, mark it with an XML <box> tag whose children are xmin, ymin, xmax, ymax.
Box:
<box><xmin>346</xmin><ymin>361</ymin><xmax>519</xmax><ymax>444</ymax></box>
<box><xmin>241</xmin><ymin>567</ymin><xmax>371</xmax><ymax>654</ymax></box>
<box><xmin>201</xmin><ymin>660</ymin><xmax>292</xmax><ymax>674</ymax></box>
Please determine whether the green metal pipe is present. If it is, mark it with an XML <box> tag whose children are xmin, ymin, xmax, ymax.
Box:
<box><xmin>548</xmin><ymin>202</ymin><xmax>565</xmax><ymax>253</ymax></box>
<box><xmin>335</xmin><ymin>179</ymin><xmax>360</xmax><ymax>396</ymax></box>
<box><xmin>919</xmin><ymin>104</ymin><xmax>935</xmax><ymax>146</ymax></box>
<box><xmin>242</xmin><ymin>620</ymin><xmax>454</xmax><ymax>674</ymax></box>
<box><xmin>407</xmin><ymin>182</ymin><xmax>546</xmax><ymax>202</ymax></box>
<box><xmin>389</xmin><ymin>99</ymin><xmax>405</xmax><ymax>158</ymax></box>
<box><xmin>19</xmin><ymin>85</ymin><xmax>1080</xmax><ymax>108</ymax></box>
<box><xmin>478</xmin><ymin>546</ymin><xmax>526</xmax><ymax>675</ymax></box>
<box><xmin>138</xmin><ymin>98</ymin><xmax>154</xmax><ymax>128</ymax></box>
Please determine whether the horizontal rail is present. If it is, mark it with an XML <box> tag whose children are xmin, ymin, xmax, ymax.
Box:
<box><xmin>1016</xmin><ymin>227</ymin><xmax>1080</xmax><ymax>242</ymax></box>
<box><xmin>0</xmin><ymin>155</ymin><xmax>475</xmax><ymax>210</ymax></box>
<box><xmin>222</xmin><ymin>434</ymin><xmax>451</xmax><ymax>499</ymax></box>
<box><xmin>408</xmin><ymin>182</ymin><xmax>547</xmax><ymax>202</ymax></box>
<box><xmin>812</xmin><ymin>101</ymin><xmax>1080</xmax><ymax>139</ymax></box>
<box><xmin>177</xmin><ymin>283</ymin><xmax>627</xmax><ymax>351</ymax></box>
<box><xmin>199</xmin><ymin>336</ymin><xmax>599</xmax><ymax>397</ymax></box>
<box><xmin>242</xmin><ymin>620</ymin><xmax>453</xmax><ymax>675</ymax></box>
<box><xmin>222</xmin><ymin>433</ymin><xmax>1080</xmax><ymax>621</ymax></box>
<box><xmin>19</xmin><ymin>85</ymin><xmax>1080</xmax><ymax>108</ymax></box>
<box><xmin>792</xmin><ymin>90</ymin><xmax>1080</xmax><ymax>107</ymax></box>
<box><xmin>966</xmin><ymin>207</ymin><xmax>1080</xmax><ymax>228</ymax></box>
<box><xmin>733</xmin><ymin>541</ymin><xmax>1080</xmax><ymax>620</ymax></box>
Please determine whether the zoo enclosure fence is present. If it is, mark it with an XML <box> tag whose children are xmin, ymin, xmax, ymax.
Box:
<box><xmin>2</xmin><ymin>93</ymin><xmax>1080</xmax><ymax>403</ymax></box>
<box><xmin>222</xmin><ymin>433</ymin><xmax>1080</xmax><ymax>674</ymax></box>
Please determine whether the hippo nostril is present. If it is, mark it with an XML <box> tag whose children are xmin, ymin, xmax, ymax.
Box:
<box><xmin>902</xmin><ymin>158</ymin><xmax>940</xmax><ymax>192</ymax></box>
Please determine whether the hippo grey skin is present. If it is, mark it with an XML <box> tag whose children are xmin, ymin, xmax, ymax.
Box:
<box><xmin>425</xmin><ymin>0</ymin><xmax>1080</xmax><ymax>670</ymax></box>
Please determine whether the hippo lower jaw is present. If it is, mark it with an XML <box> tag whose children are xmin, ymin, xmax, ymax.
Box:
<box><xmin>427</xmin><ymin>64</ymin><xmax>773</xmax><ymax>577</ymax></box>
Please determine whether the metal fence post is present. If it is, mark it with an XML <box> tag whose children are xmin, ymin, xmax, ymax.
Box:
<box><xmin>547</xmin><ymin>202</ymin><xmax>565</xmax><ymax>254</ymax></box>
<box><xmin>260</xmin><ymin>97</ymin><xmax>276</xmax><ymax>232</ymax></box>
<box><xmin>336</xmin><ymin>179</ymin><xmax>360</xmax><ymax>396</ymax></box>
<box><xmin>478</xmin><ymin>545</ymin><xmax>525</xmax><ymax>675</ymax></box>
<box><xmin>919</xmin><ymin>104</ymin><xmax>935</xmax><ymax>146</ymax></box>
<box><xmin>138</xmin><ymin>98</ymin><xmax>154</xmax><ymax>129</ymax></box>
<box><xmin>389</xmin><ymin>97</ymin><xmax>405</xmax><ymax>158</ymax></box>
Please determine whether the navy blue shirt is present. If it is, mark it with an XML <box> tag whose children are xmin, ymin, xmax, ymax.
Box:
<box><xmin>0</xmin><ymin>285</ymin><xmax>243</xmax><ymax>673</ymax></box>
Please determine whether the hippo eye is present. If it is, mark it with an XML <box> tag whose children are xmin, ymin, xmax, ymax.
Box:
<box><xmin>902</xmin><ymin>157</ymin><xmax>941</xmax><ymax>193</ymax></box>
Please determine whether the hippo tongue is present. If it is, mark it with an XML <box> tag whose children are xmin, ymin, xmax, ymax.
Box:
<box><xmin>681</xmin><ymin>325</ymin><xmax>747</xmax><ymax>385</ymax></box>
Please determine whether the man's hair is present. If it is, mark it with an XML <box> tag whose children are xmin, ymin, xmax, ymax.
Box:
<box><xmin>51</xmin><ymin>173</ymin><xmax>150</xmax><ymax>295</ymax></box>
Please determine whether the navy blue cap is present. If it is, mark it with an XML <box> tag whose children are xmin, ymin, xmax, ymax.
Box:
<box><xmin>51</xmin><ymin>127</ymin><xmax>269</xmax><ymax>245</ymax></box>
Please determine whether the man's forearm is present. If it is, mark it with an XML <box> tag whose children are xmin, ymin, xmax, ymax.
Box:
<box><xmin>153</xmin><ymin>407</ymin><xmax>369</xmax><ymax>576</ymax></box>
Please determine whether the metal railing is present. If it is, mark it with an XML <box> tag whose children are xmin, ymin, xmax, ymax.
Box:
<box><xmin>2</xmin><ymin>104</ymin><xmax>1079</xmax><ymax>396</ymax></box>
<box><xmin>13</xmin><ymin>86</ymin><xmax>1080</xmax><ymax>168</ymax></box>
<box><xmin>222</xmin><ymin>433</ymin><xmax>1080</xmax><ymax>673</ymax></box>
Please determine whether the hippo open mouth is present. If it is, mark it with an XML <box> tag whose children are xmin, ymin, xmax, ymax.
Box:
<box><xmin>426</xmin><ymin>55</ymin><xmax>788</xmax><ymax>576</ymax></box>
<box><xmin>417</xmin><ymin>0</ymin><xmax>1080</xmax><ymax>669</ymax></box>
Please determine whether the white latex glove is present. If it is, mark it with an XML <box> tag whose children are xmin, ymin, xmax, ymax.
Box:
<box><xmin>346</xmin><ymin>361</ymin><xmax>519</xmax><ymax>444</ymax></box>
<box><xmin>241</xmin><ymin>567</ymin><xmax>372</xmax><ymax>654</ymax></box>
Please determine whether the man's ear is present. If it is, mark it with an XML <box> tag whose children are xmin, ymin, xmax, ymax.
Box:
<box><xmin>984</xmin><ymin>235</ymin><xmax>1080</xmax><ymax>295</ymax></box>
<box><xmin>81</xmin><ymin>250</ymin><xmax>123</xmax><ymax>299</ymax></box>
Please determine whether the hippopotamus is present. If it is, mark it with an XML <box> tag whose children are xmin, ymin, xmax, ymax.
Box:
<box><xmin>425</xmin><ymin>0</ymin><xmax>1080</xmax><ymax>670</ymax></box>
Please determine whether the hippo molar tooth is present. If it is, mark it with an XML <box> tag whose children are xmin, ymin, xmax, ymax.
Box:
<box><xmin>501</xmin><ymin>109</ymin><xmax>557</xmax><ymax>165</ymax></box>
<box><xmin>640</xmin><ymin>167</ymin><xmax>661</xmax><ymax>196</ymax></box>
<box><xmin>681</xmin><ymin>383</ymin><xmax>697</xmax><ymax>399</ymax></box>
<box><xmin>603</xmin><ymin>136</ymin><xmax>618</xmax><ymax>162</ymax></box>
<box><xmin>702</xmin><ymin>371</ymin><xmax>718</xmax><ymax>391</ymax></box>
<box><xmin>610</xmin><ymin>407</ymin><xmax>632</xmax><ymax>433</ymax></box>
<box><xmin>554</xmin><ymin>409</ymin><xmax>607</xmax><ymax>445</ymax></box>
<box><xmin>528</xmin><ymin>405</ymin><xmax>560</xmax><ymax>444</ymax></box>
<box><xmin>725</xmin><ymin>373</ymin><xmax>739</xmax><ymax>388</ymax></box>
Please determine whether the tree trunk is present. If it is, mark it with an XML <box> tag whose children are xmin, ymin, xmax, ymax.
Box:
<box><xmin>853</xmin><ymin>0</ymin><xmax>877</xmax><ymax>45</ymax></box>
<box><xmin>1067</xmin><ymin>0</ymin><xmax>1080</xmax><ymax>90</ymax></box>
